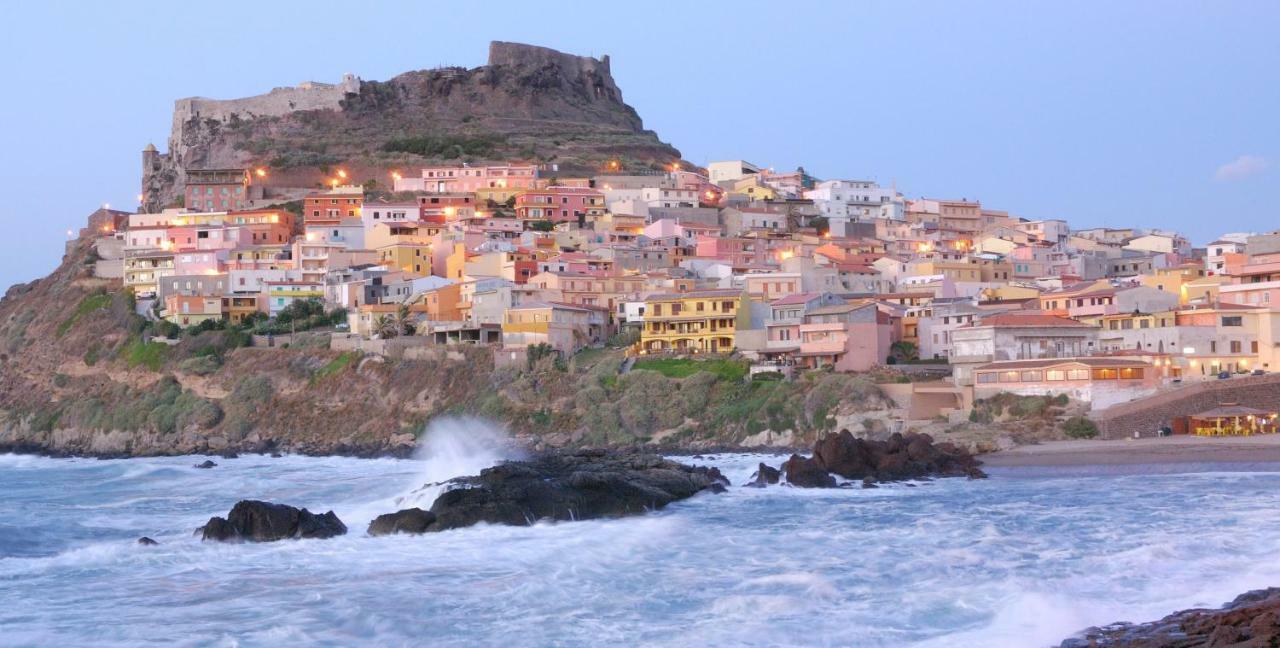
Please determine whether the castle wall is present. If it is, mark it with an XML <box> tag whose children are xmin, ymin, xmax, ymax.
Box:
<box><xmin>170</xmin><ymin>74</ymin><xmax>361</xmax><ymax>142</ymax></box>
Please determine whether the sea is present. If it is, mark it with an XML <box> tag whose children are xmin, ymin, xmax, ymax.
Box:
<box><xmin>4</xmin><ymin>418</ymin><xmax>1280</xmax><ymax>647</ymax></box>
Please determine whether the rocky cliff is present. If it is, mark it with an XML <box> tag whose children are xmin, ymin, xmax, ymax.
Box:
<box><xmin>142</xmin><ymin>41</ymin><xmax>682</xmax><ymax>208</ymax></box>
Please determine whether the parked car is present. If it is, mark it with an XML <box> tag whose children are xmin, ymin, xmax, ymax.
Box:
<box><xmin>1217</xmin><ymin>371</ymin><xmax>1232</xmax><ymax>380</ymax></box>
<box><xmin>1252</xmin><ymin>369</ymin><xmax>1267</xmax><ymax>376</ymax></box>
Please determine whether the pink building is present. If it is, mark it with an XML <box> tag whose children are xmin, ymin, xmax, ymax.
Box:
<box><xmin>797</xmin><ymin>302</ymin><xmax>892</xmax><ymax>372</ymax></box>
<box><xmin>173</xmin><ymin>249</ymin><xmax>227</xmax><ymax>276</ymax></box>
<box><xmin>396</xmin><ymin>164</ymin><xmax>539</xmax><ymax>193</ymax></box>
<box><xmin>694</xmin><ymin>236</ymin><xmax>775</xmax><ymax>268</ymax></box>
<box><xmin>1220</xmin><ymin>262</ymin><xmax>1280</xmax><ymax>307</ymax></box>
<box><xmin>515</xmin><ymin>187</ymin><xmax>605</xmax><ymax>223</ymax></box>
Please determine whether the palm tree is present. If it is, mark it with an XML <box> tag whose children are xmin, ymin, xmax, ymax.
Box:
<box><xmin>393</xmin><ymin>304</ymin><xmax>414</xmax><ymax>336</ymax></box>
<box><xmin>373</xmin><ymin>315</ymin><xmax>397</xmax><ymax>339</ymax></box>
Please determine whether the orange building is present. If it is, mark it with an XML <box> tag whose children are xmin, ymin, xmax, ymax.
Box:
<box><xmin>304</xmin><ymin>186</ymin><xmax>364</xmax><ymax>227</ymax></box>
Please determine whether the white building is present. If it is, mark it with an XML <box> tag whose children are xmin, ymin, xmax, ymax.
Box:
<box><xmin>804</xmin><ymin>180</ymin><xmax>905</xmax><ymax>237</ymax></box>
<box><xmin>707</xmin><ymin>160</ymin><xmax>761</xmax><ymax>184</ymax></box>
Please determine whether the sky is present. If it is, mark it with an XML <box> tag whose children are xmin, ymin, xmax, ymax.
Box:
<box><xmin>0</xmin><ymin>1</ymin><xmax>1277</xmax><ymax>290</ymax></box>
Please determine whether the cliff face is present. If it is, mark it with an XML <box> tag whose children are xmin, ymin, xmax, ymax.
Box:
<box><xmin>142</xmin><ymin>41</ymin><xmax>682</xmax><ymax>208</ymax></box>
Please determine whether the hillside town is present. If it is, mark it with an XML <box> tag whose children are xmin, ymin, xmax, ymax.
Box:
<box><xmin>85</xmin><ymin>156</ymin><xmax>1280</xmax><ymax>429</ymax></box>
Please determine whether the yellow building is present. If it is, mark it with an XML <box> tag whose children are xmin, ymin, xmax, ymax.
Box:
<box><xmin>727</xmin><ymin>176</ymin><xmax>777</xmax><ymax>201</ymax></box>
<box><xmin>379</xmin><ymin>243</ymin><xmax>432</xmax><ymax>276</ymax></box>
<box><xmin>1139</xmin><ymin>264</ymin><xmax>1210</xmax><ymax>305</ymax></box>
<box><xmin>639</xmin><ymin>289</ymin><xmax>747</xmax><ymax>354</ymax></box>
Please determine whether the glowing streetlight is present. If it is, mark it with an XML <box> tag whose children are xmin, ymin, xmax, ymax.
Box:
<box><xmin>337</xmin><ymin>169</ymin><xmax>348</xmax><ymax>179</ymax></box>
<box><xmin>66</xmin><ymin>229</ymin><xmax>74</xmax><ymax>237</ymax></box>
<box><xmin>391</xmin><ymin>171</ymin><xmax>402</xmax><ymax>181</ymax></box>
<box><xmin>255</xmin><ymin>168</ymin><xmax>267</xmax><ymax>178</ymax></box>
<box><xmin>330</xmin><ymin>179</ymin><xmax>340</xmax><ymax>188</ymax></box>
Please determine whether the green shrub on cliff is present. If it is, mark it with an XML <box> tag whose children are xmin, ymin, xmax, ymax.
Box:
<box><xmin>632</xmin><ymin>358</ymin><xmax>747</xmax><ymax>382</ymax></box>
<box><xmin>382</xmin><ymin>134</ymin><xmax>504</xmax><ymax>159</ymax></box>
<box><xmin>56</xmin><ymin>292</ymin><xmax>112</xmax><ymax>337</ymax></box>
<box><xmin>311</xmin><ymin>352</ymin><xmax>358</xmax><ymax>384</ymax></box>
<box><xmin>1063</xmin><ymin>416</ymin><xmax>1099</xmax><ymax>439</ymax></box>
<box><xmin>123</xmin><ymin>338</ymin><xmax>169</xmax><ymax>371</ymax></box>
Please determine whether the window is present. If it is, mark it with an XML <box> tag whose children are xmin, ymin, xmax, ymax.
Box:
<box><xmin>977</xmin><ymin>373</ymin><xmax>998</xmax><ymax>384</ymax></box>
<box><xmin>1021</xmin><ymin>370</ymin><xmax>1043</xmax><ymax>382</ymax></box>
<box><xmin>1046</xmin><ymin>370</ymin><xmax>1066</xmax><ymax>381</ymax></box>
<box><xmin>1091</xmin><ymin>368</ymin><xmax>1118</xmax><ymax>380</ymax></box>
<box><xmin>1231</xmin><ymin>341</ymin><xmax>1242</xmax><ymax>354</ymax></box>
<box><xmin>1118</xmin><ymin>367</ymin><xmax>1144</xmax><ymax>380</ymax></box>
<box><xmin>1222</xmin><ymin>316</ymin><xmax>1243</xmax><ymax>327</ymax></box>
<box><xmin>1253</xmin><ymin>341</ymin><xmax>1260</xmax><ymax>353</ymax></box>
<box><xmin>1068</xmin><ymin>369</ymin><xmax>1090</xmax><ymax>380</ymax></box>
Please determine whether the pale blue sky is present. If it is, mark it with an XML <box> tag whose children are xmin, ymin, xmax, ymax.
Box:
<box><xmin>1</xmin><ymin>1</ymin><xmax>1276</xmax><ymax>290</ymax></box>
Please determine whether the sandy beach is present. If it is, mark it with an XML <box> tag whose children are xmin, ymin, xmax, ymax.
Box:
<box><xmin>981</xmin><ymin>435</ymin><xmax>1280</xmax><ymax>467</ymax></box>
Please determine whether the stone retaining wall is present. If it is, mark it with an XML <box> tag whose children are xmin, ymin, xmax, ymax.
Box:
<box><xmin>1093</xmin><ymin>374</ymin><xmax>1280</xmax><ymax>438</ymax></box>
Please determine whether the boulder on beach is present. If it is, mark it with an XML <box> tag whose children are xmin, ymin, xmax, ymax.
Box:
<box><xmin>784</xmin><ymin>430</ymin><xmax>986</xmax><ymax>488</ymax></box>
<box><xmin>367</xmin><ymin>508</ymin><xmax>437</xmax><ymax>536</ymax></box>
<box><xmin>194</xmin><ymin>460</ymin><xmax>217</xmax><ymax>469</ymax></box>
<box><xmin>1061</xmin><ymin>587</ymin><xmax>1280</xmax><ymax>647</ymax></box>
<box><xmin>414</xmin><ymin>449</ymin><xmax>728</xmax><ymax>532</ymax></box>
<box><xmin>199</xmin><ymin>500</ymin><xmax>347</xmax><ymax>542</ymax></box>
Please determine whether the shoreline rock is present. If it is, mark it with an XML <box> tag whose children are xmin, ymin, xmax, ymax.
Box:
<box><xmin>367</xmin><ymin>508</ymin><xmax>437</xmax><ymax>536</ymax></box>
<box><xmin>408</xmin><ymin>449</ymin><xmax>728</xmax><ymax>532</ymax></box>
<box><xmin>199</xmin><ymin>500</ymin><xmax>347</xmax><ymax>542</ymax></box>
<box><xmin>781</xmin><ymin>430</ymin><xmax>985</xmax><ymax>487</ymax></box>
<box><xmin>1060</xmin><ymin>588</ymin><xmax>1280</xmax><ymax>647</ymax></box>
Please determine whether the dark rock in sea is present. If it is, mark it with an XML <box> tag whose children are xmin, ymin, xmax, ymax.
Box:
<box><xmin>1061</xmin><ymin>587</ymin><xmax>1280</xmax><ymax>647</ymax></box>
<box><xmin>782</xmin><ymin>430</ymin><xmax>984</xmax><ymax>488</ymax></box>
<box><xmin>818</xmin><ymin>430</ymin><xmax>985</xmax><ymax>482</ymax></box>
<box><xmin>194</xmin><ymin>460</ymin><xmax>217</xmax><ymax>469</ymax></box>
<box><xmin>136</xmin><ymin>536</ymin><xmax>159</xmax><ymax>546</ymax></box>
<box><xmin>219</xmin><ymin>451</ymin><xmax>239</xmax><ymax>459</ymax></box>
<box><xmin>419</xmin><ymin>450</ymin><xmax>729</xmax><ymax>532</ymax></box>
<box><xmin>861</xmin><ymin>478</ymin><xmax>879</xmax><ymax>489</ymax></box>
<box><xmin>270</xmin><ymin>452</ymin><xmax>283</xmax><ymax>458</ymax></box>
<box><xmin>781</xmin><ymin>454</ymin><xmax>838</xmax><ymax>488</ymax></box>
<box><xmin>746</xmin><ymin>462</ymin><xmax>782</xmax><ymax>488</ymax></box>
<box><xmin>367</xmin><ymin>508</ymin><xmax>437</xmax><ymax>536</ymax></box>
<box><xmin>199</xmin><ymin>500</ymin><xmax>347</xmax><ymax>542</ymax></box>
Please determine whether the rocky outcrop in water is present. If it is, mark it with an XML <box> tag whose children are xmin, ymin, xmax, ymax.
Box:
<box><xmin>199</xmin><ymin>500</ymin><xmax>347</xmax><ymax>542</ymax></box>
<box><xmin>781</xmin><ymin>430</ymin><xmax>985</xmax><ymax>487</ymax></box>
<box><xmin>1060</xmin><ymin>588</ymin><xmax>1280</xmax><ymax>647</ymax></box>
<box><xmin>136</xmin><ymin>536</ymin><xmax>159</xmax><ymax>546</ymax></box>
<box><xmin>746</xmin><ymin>462</ymin><xmax>782</xmax><ymax>488</ymax></box>
<box><xmin>194</xmin><ymin>460</ymin><xmax>217</xmax><ymax>469</ymax></box>
<box><xmin>780</xmin><ymin>454</ymin><xmax>837</xmax><ymax>488</ymax></box>
<box><xmin>367</xmin><ymin>508</ymin><xmax>436</xmax><ymax>536</ymax></box>
<box><xmin>411</xmin><ymin>450</ymin><xmax>727</xmax><ymax>532</ymax></box>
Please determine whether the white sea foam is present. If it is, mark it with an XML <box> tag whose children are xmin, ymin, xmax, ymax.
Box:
<box><xmin>3</xmin><ymin>455</ymin><xmax>1280</xmax><ymax>646</ymax></box>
